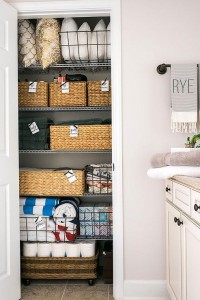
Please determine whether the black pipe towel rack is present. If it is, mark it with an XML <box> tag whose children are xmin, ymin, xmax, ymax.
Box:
<box><xmin>157</xmin><ymin>64</ymin><xmax>171</xmax><ymax>74</ymax></box>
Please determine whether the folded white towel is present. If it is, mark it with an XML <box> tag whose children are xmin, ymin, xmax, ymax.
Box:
<box><xmin>147</xmin><ymin>166</ymin><xmax>200</xmax><ymax>179</ymax></box>
<box><xmin>37</xmin><ymin>243</ymin><xmax>52</xmax><ymax>257</ymax></box>
<box><xmin>80</xmin><ymin>240</ymin><xmax>95</xmax><ymax>257</ymax></box>
<box><xmin>67</xmin><ymin>242</ymin><xmax>81</xmax><ymax>257</ymax></box>
<box><xmin>52</xmin><ymin>243</ymin><xmax>66</xmax><ymax>257</ymax></box>
<box><xmin>23</xmin><ymin>242</ymin><xmax>38</xmax><ymax>257</ymax></box>
<box><xmin>20</xmin><ymin>231</ymin><xmax>56</xmax><ymax>242</ymax></box>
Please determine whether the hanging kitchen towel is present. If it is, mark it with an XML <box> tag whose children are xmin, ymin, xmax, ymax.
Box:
<box><xmin>171</xmin><ymin>64</ymin><xmax>197</xmax><ymax>133</ymax></box>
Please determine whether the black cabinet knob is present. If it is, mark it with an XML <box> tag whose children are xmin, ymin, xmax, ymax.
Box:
<box><xmin>174</xmin><ymin>217</ymin><xmax>178</xmax><ymax>223</ymax></box>
<box><xmin>166</xmin><ymin>187</ymin><xmax>171</xmax><ymax>192</ymax></box>
<box><xmin>177</xmin><ymin>219</ymin><xmax>183</xmax><ymax>226</ymax></box>
<box><xmin>194</xmin><ymin>204</ymin><xmax>200</xmax><ymax>211</ymax></box>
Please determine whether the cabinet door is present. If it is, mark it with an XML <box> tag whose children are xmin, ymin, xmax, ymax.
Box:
<box><xmin>166</xmin><ymin>202</ymin><xmax>182</xmax><ymax>300</ymax></box>
<box><xmin>181</xmin><ymin>215</ymin><xmax>200</xmax><ymax>300</ymax></box>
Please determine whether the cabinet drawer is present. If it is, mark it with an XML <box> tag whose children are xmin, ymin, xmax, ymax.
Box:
<box><xmin>191</xmin><ymin>190</ymin><xmax>200</xmax><ymax>224</ymax></box>
<box><xmin>173</xmin><ymin>182</ymin><xmax>191</xmax><ymax>215</ymax></box>
<box><xmin>165</xmin><ymin>180</ymin><xmax>172</xmax><ymax>202</ymax></box>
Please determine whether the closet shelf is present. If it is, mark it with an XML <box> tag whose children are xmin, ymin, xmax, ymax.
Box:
<box><xmin>76</xmin><ymin>236</ymin><xmax>112</xmax><ymax>240</ymax></box>
<box><xmin>19</xmin><ymin>106</ymin><xmax>111</xmax><ymax>112</ymax></box>
<box><xmin>19</xmin><ymin>150</ymin><xmax>112</xmax><ymax>154</ymax></box>
<box><xmin>18</xmin><ymin>61</ymin><xmax>111</xmax><ymax>72</ymax></box>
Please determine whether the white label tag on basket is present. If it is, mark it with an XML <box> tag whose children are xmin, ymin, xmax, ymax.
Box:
<box><xmin>61</xmin><ymin>82</ymin><xmax>69</xmax><ymax>94</ymax></box>
<box><xmin>35</xmin><ymin>216</ymin><xmax>45</xmax><ymax>230</ymax></box>
<box><xmin>65</xmin><ymin>170</ymin><xmax>77</xmax><ymax>183</ymax></box>
<box><xmin>70</xmin><ymin>125</ymin><xmax>78</xmax><ymax>137</ymax></box>
<box><xmin>101</xmin><ymin>80</ymin><xmax>109</xmax><ymax>92</ymax></box>
<box><xmin>29</xmin><ymin>81</ymin><xmax>37</xmax><ymax>93</ymax></box>
<box><xmin>28</xmin><ymin>122</ymin><xmax>39</xmax><ymax>135</ymax></box>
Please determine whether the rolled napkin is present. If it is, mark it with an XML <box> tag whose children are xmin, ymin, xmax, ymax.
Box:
<box><xmin>80</xmin><ymin>240</ymin><xmax>96</xmax><ymax>257</ymax></box>
<box><xmin>20</xmin><ymin>197</ymin><xmax>59</xmax><ymax>206</ymax></box>
<box><xmin>23</xmin><ymin>242</ymin><xmax>38</xmax><ymax>257</ymax></box>
<box><xmin>37</xmin><ymin>243</ymin><xmax>52</xmax><ymax>257</ymax></box>
<box><xmin>52</xmin><ymin>243</ymin><xmax>66</xmax><ymax>257</ymax></box>
<box><xmin>67</xmin><ymin>242</ymin><xmax>81</xmax><ymax>257</ymax></box>
<box><xmin>150</xmin><ymin>150</ymin><xmax>200</xmax><ymax>168</ymax></box>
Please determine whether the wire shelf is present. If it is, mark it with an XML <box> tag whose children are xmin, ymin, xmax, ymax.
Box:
<box><xmin>19</xmin><ymin>106</ymin><xmax>111</xmax><ymax>112</ymax></box>
<box><xmin>19</xmin><ymin>150</ymin><xmax>112</xmax><ymax>154</ymax></box>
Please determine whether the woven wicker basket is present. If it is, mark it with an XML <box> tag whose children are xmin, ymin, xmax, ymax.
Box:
<box><xmin>88</xmin><ymin>81</ymin><xmax>111</xmax><ymax>106</ymax></box>
<box><xmin>50</xmin><ymin>125</ymin><xmax>112</xmax><ymax>150</ymax></box>
<box><xmin>49</xmin><ymin>82</ymin><xmax>87</xmax><ymax>107</ymax></box>
<box><xmin>21</xmin><ymin>251</ymin><xmax>98</xmax><ymax>280</ymax></box>
<box><xmin>18</xmin><ymin>82</ymin><xmax>48</xmax><ymax>107</ymax></box>
<box><xmin>19</xmin><ymin>170</ymin><xmax>85</xmax><ymax>196</ymax></box>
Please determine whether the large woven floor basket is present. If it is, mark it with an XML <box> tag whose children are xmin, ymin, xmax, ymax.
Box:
<box><xmin>50</xmin><ymin>125</ymin><xmax>112</xmax><ymax>150</ymax></box>
<box><xmin>19</xmin><ymin>170</ymin><xmax>85</xmax><ymax>196</ymax></box>
<box><xmin>21</xmin><ymin>251</ymin><xmax>98</xmax><ymax>280</ymax></box>
<box><xmin>49</xmin><ymin>82</ymin><xmax>87</xmax><ymax>107</ymax></box>
<box><xmin>18</xmin><ymin>82</ymin><xmax>48</xmax><ymax>107</ymax></box>
<box><xmin>88</xmin><ymin>81</ymin><xmax>111</xmax><ymax>106</ymax></box>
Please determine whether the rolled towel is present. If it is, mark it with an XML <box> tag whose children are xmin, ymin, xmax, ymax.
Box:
<box><xmin>67</xmin><ymin>242</ymin><xmax>81</xmax><ymax>257</ymax></box>
<box><xmin>20</xmin><ymin>197</ymin><xmax>59</xmax><ymax>206</ymax></box>
<box><xmin>23</xmin><ymin>242</ymin><xmax>38</xmax><ymax>257</ymax></box>
<box><xmin>52</xmin><ymin>243</ymin><xmax>66</xmax><ymax>257</ymax></box>
<box><xmin>20</xmin><ymin>205</ymin><xmax>55</xmax><ymax>216</ymax></box>
<box><xmin>37</xmin><ymin>243</ymin><xmax>52</xmax><ymax>257</ymax></box>
<box><xmin>80</xmin><ymin>240</ymin><xmax>96</xmax><ymax>257</ymax></box>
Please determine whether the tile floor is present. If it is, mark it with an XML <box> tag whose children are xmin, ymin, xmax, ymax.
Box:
<box><xmin>20</xmin><ymin>279</ymin><xmax>114</xmax><ymax>300</ymax></box>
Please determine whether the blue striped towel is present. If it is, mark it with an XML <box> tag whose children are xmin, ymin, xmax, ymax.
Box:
<box><xmin>19</xmin><ymin>205</ymin><xmax>56</xmax><ymax>216</ymax></box>
<box><xmin>19</xmin><ymin>197</ymin><xmax>59</xmax><ymax>206</ymax></box>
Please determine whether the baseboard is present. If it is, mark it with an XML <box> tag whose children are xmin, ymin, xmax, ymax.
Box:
<box><xmin>123</xmin><ymin>280</ymin><xmax>171</xmax><ymax>300</ymax></box>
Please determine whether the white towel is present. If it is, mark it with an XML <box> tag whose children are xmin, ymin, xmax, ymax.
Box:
<box><xmin>147</xmin><ymin>166</ymin><xmax>200</xmax><ymax>179</ymax></box>
<box><xmin>80</xmin><ymin>240</ymin><xmax>96</xmax><ymax>257</ymax></box>
<box><xmin>20</xmin><ymin>217</ymin><xmax>56</xmax><ymax>230</ymax></box>
<box><xmin>20</xmin><ymin>231</ymin><xmax>56</xmax><ymax>242</ymax></box>
<box><xmin>67</xmin><ymin>242</ymin><xmax>81</xmax><ymax>257</ymax></box>
<box><xmin>171</xmin><ymin>64</ymin><xmax>197</xmax><ymax>133</ymax></box>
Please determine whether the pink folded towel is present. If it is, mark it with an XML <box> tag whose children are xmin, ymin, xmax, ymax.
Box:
<box><xmin>151</xmin><ymin>150</ymin><xmax>200</xmax><ymax>168</ymax></box>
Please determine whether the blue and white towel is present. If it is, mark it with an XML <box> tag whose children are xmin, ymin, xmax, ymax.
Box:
<box><xmin>20</xmin><ymin>197</ymin><xmax>59</xmax><ymax>206</ymax></box>
<box><xmin>20</xmin><ymin>205</ymin><xmax>55</xmax><ymax>216</ymax></box>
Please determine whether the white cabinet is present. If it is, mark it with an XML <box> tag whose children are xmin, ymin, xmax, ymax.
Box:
<box><xmin>166</xmin><ymin>180</ymin><xmax>200</xmax><ymax>300</ymax></box>
<box><xmin>166</xmin><ymin>202</ymin><xmax>182</xmax><ymax>300</ymax></box>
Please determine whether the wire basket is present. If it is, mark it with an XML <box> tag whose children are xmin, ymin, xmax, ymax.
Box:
<box><xmin>49</xmin><ymin>82</ymin><xmax>87</xmax><ymax>107</ymax></box>
<box><xmin>18</xmin><ymin>82</ymin><xmax>48</xmax><ymax>107</ymax></box>
<box><xmin>88</xmin><ymin>81</ymin><xmax>111</xmax><ymax>106</ymax></box>
<box><xmin>85</xmin><ymin>164</ymin><xmax>112</xmax><ymax>194</ymax></box>
<box><xmin>19</xmin><ymin>170</ymin><xmax>85</xmax><ymax>197</ymax></box>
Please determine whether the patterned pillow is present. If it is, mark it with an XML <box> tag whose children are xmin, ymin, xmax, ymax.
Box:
<box><xmin>60</xmin><ymin>18</ymin><xmax>78</xmax><ymax>61</ymax></box>
<box><xmin>36</xmin><ymin>18</ymin><xmax>61</xmax><ymax>69</ymax></box>
<box><xmin>18</xmin><ymin>19</ymin><xmax>37</xmax><ymax>68</ymax></box>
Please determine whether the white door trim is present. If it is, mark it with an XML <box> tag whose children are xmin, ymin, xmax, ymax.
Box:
<box><xmin>12</xmin><ymin>1</ymin><xmax>124</xmax><ymax>299</ymax></box>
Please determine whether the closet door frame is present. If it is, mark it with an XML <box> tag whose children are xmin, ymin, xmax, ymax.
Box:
<box><xmin>13</xmin><ymin>0</ymin><xmax>123</xmax><ymax>299</ymax></box>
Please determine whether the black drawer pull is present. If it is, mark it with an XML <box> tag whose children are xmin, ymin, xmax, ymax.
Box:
<box><xmin>174</xmin><ymin>217</ymin><xmax>178</xmax><ymax>223</ymax></box>
<box><xmin>194</xmin><ymin>204</ymin><xmax>200</xmax><ymax>211</ymax></box>
<box><xmin>177</xmin><ymin>219</ymin><xmax>183</xmax><ymax>226</ymax></box>
<box><xmin>166</xmin><ymin>187</ymin><xmax>171</xmax><ymax>192</ymax></box>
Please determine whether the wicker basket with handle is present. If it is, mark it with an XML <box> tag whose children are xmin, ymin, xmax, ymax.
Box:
<box><xmin>19</xmin><ymin>169</ymin><xmax>85</xmax><ymax>196</ymax></box>
<box><xmin>50</xmin><ymin>124</ymin><xmax>112</xmax><ymax>150</ymax></box>
<box><xmin>88</xmin><ymin>81</ymin><xmax>111</xmax><ymax>106</ymax></box>
<box><xmin>49</xmin><ymin>82</ymin><xmax>87</xmax><ymax>107</ymax></box>
<box><xmin>18</xmin><ymin>82</ymin><xmax>48</xmax><ymax>107</ymax></box>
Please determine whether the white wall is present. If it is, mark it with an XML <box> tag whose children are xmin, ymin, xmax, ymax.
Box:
<box><xmin>122</xmin><ymin>0</ymin><xmax>200</xmax><ymax>284</ymax></box>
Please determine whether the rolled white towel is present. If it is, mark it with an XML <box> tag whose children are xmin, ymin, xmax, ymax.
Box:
<box><xmin>67</xmin><ymin>242</ymin><xmax>81</xmax><ymax>257</ymax></box>
<box><xmin>52</xmin><ymin>243</ymin><xmax>66</xmax><ymax>257</ymax></box>
<box><xmin>23</xmin><ymin>242</ymin><xmax>38</xmax><ymax>257</ymax></box>
<box><xmin>37</xmin><ymin>243</ymin><xmax>52</xmax><ymax>257</ymax></box>
<box><xmin>80</xmin><ymin>240</ymin><xmax>96</xmax><ymax>257</ymax></box>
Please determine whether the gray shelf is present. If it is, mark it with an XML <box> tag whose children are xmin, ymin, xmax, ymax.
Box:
<box><xmin>19</xmin><ymin>150</ymin><xmax>112</xmax><ymax>154</ymax></box>
<box><xmin>76</xmin><ymin>236</ymin><xmax>112</xmax><ymax>240</ymax></box>
<box><xmin>83</xmin><ymin>193</ymin><xmax>112</xmax><ymax>197</ymax></box>
<box><xmin>19</xmin><ymin>106</ymin><xmax>111</xmax><ymax>112</ymax></box>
